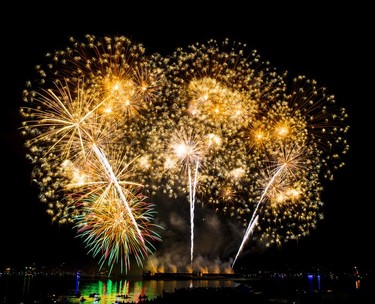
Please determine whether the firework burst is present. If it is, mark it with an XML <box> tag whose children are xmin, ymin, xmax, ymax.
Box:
<box><xmin>20</xmin><ymin>34</ymin><xmax>350</xmax><ymax>272</ymax></box>
<box><xmin>20</xmin><ymin>34</ymin><xmax>166</xmax><ymax>274</ymax></box>
<box><xmin>74</xmin><ymin>186</ymin><xmax>161</xmax><ymax>274</ymax></box>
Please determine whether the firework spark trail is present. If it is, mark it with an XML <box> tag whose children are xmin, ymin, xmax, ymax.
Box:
<box><xmin>232</xmin><ymin>215</ymin><xmax>259</xmax><ymax>267</ymax></box>
<box><xmin>188</xmin><ymin>157</ymin><xmax>200</xmax><ymax>268</ymax></box>
<box><xmin>232</xmin><ymin>163</ymin><xmax>286</xmax><ymax>267</ymax></box>
<box><xmin>188</xmin><ymin>164</ymin><xmax>194</xmax><ymax>268</ymax></box>
<box><xmin>92</xmin><ymin>144</ymin><xmax>145</xmax><ymax>246</ymax></box>
<box><xmin>166</xmin><ymin>127</ymin><xmax>205</xmax><ymax>269</ymax></box>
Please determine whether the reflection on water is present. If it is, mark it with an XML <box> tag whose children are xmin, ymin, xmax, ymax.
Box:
<box><xmin>75</xmin><ymin>272</ymin><xmax>80</xmax><ymax>295</ymax></box>
<box><xmin>22</xmin><ymin>275</ymin><xmax>31</xmax><ymax>296</ymax></box>
<box><xmin>0</xmin><ymin>274</ymin><xmax>237</xmax><ymax>304</ymax></box>
<box><xmin>354</xmin><ymin>266</ymin><xmax>361</xmax><ymax>289</ymax></box>
<box><xmin>307</xmin><ymin>274</ymin><xmax>322</xmax><ymax>294</ymax></box>
<box><xmin>77</xmin><ymin>277</ymin><xmax>236</xmax><ymax>303</ymax></box>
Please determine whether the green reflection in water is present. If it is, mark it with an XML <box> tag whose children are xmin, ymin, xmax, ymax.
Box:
<box><xmin>78</xmin><ymin>279</ymin><xmax>157</xmax><ymax>304</ymax></box>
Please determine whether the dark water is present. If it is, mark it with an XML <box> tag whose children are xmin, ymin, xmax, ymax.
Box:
<box><xmin>0</xmin><ymin>273</ymin><xmax>374</xmax><ymax>303</ymax></box>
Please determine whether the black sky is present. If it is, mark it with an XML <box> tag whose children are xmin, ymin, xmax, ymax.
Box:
<box><xmin>1</xmin><ymin>2</ymin><xmax>373</xmax><ymax>273</ymax></box>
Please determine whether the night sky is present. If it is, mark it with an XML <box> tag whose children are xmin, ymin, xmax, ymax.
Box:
<box><xmin>1</xmin><ymin>2</ymin><xmax>372</xmax><ymax>273</ymax></box>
